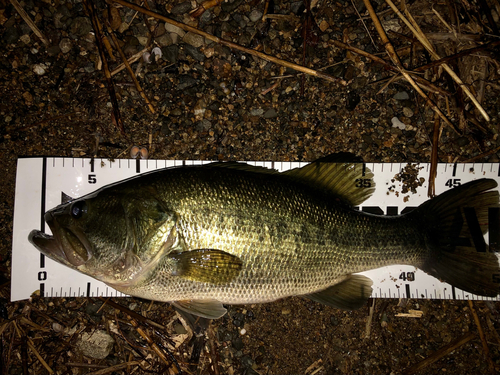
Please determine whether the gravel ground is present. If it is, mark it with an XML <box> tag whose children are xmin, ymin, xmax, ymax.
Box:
<box><xmin>1</xmin><ymin>0</ymin><xmax>500</xmax><ymax>374</ymax></box>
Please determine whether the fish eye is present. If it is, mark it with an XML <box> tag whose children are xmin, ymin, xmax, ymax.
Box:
<box><xmin>70</xmin><ymin>201</ymin><xmax>87</xmax><ymax>219</ymax></box>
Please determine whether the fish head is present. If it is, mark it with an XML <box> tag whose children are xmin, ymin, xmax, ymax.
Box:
<box><xmin>29</xmin><ymin>187</ymin><xmax>178</xmax><ymax>287</ymax></box>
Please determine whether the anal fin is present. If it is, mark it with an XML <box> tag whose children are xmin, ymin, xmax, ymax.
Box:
<box><xmin>304</xmin><ymin>275</ymin><xmax>373</xmax><ymax>310</ymax></box>
<box><xmin>172</xmin><ymin>299</ymin><xmax>227</xmax><ymax>319</ymax></box>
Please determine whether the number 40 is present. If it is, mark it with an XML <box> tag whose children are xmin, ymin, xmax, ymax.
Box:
<box><xmin>399</xmin><ymin>272</ymin><xmax>415</xmax><ymax>282</ymax></box>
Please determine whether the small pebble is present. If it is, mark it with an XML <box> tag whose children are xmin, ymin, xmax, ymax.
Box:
<box><xmin>394</xmin><ymin>91</ymin><xmax>409</xmax><ymax>100</ymax></box>
<box><xmin>249</xmin><ymin>9</ymin><xmax>263</xmax><ymax>22</ymax></box>
<box><xmin>403</xmin><ymin>107</ymin><xmax>414</xmax><ymax>117</ymax></box>
<box><xmin>59</xmin><ymin>38</ymin><xmax>72</xmax><ymax>54</ymax></box>
<box><xmin>33</xmin><ymin>63</ymin><xmax>48</xmax><ymax>75</ymax></box>
<box><xmin>391</xmin><ymin>117</ymin><xmax>406</xmax><ymax>130</ymax></box>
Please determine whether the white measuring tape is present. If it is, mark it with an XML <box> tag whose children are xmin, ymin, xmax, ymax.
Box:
<box><xmin>11</xmin><ymin>157</ymin><xmax>500</xmax><ymax>302</ymax></box>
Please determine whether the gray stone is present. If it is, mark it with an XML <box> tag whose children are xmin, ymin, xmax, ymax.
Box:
<box><xmin>162</xmin><ymin>45</ymin><xmax>179</xmax><ymax>63</ymax></box>
<box><xmin>393</xmin><ymin>91</ymin><xmax>409</xmax><ymax>100</ymax></box>
<box><xmin>177</xmin><ymin>75</ymin><xmax>198</xmax><ymax>90</ymax></box>
<box><xmin>263</xmin><ymin>108</ymin><xmax>278</xmax><ymax>118</ymax></box>
<box><xmin>33</xmin><ymin>63</ymin><xmax>49</xmax><ymax>75</ymax></box>
<box><xmin>76</xmin><ymin>331</ymin><xmax>114</xmax><ymax>359</ymax></box>
<box><xmin>184</xmin><ymin>45</ymin><xmax>205</xmax><ymax>61</ymax></box>
<box><xmin>196</xmin><ymin>119</ymin><xmax>211</xmax><ymax>131</ymax></box>
<box><xmin>165</xmin><ymin>22</ymin><xmax>186</xmax><ymax>37</ymax></box>
<box><xmin>69</xmin><ymin>17</ymin><xmax>92</xmax><ymax>37</ymax></box>
<box><xmin>156</xmin><ymin>33</ymin><xmax>173</xmax><ymax>47</ymax></box>
<box><xmin>171</xmin><ymin>2</ymin><xmax>192</xmax><ymax>14</ymax></box>
<box><xmin>59</xmin><ymin>38</ymin><xmax>72</xmax><ymax>54</ymax></box>
<box><xmin>183</xmin><ymin>32</ymin><xmax>205</xmax><ymax>48</ymax></box>
<box><xmin>250</xmin><ymin>108</ymin><xmax>264</xmax><ymax>116</ymax></box>
<box><xmin>403</xmin><ymin>107</ymin><xmax>414</xmax><ymax>117</ymax></box>
<box><xmin>233</xmin><ymin>337</ymin><xmax>244</xmax><ymax>350</ymax></box>
<box><xmin>249</xmin><ymin>9</ymin><xmax>263</xmax><ymax>22</ymax></box>
<box><xmin>47</xmin><ymin>45</ymin><xmax>61</xmax><ymax>56</ymax></box>
<box><xmin>291</xmin><ymin>1</ymin><xmax>305</xmax><ymax>14</ymax></box>
<box><xmin>4</xmin><ymin>25</ymin><xmax>20</xmax><ymax>44</ymax></box>
<box><xmin>391</xmin><ymin>117</ymin><xmax>406</xmax><ymax>130</ymax></box>
<box><xmin>200</xmin><ymin>10</ymin><xmax>214</xmax><ymax>23</ymax></box>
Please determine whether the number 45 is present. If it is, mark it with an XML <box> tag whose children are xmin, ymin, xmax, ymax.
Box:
<box><xmin>445</xmin><ymin>179</ymin><xmax>461</xmax><ymax>188</ymax></box>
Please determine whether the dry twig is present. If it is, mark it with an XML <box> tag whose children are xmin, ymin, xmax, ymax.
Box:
<box><xmin>129</xmin><ymin>318</ymin><xmax>181</xmax><ymax>374</ymax></box>
<box><xmin>468</xmin><ymin>301</ymin><xmax>495</xmax><ymax>373</ymax></box>
<box><xmin>403</xmin><ymin>332</ymin><xmax>475</xmax><ymax>374</ymax></box>
<box><xmin>87</xmin><ymin>361</ymin><xmax>141</xmax><ymax>375</ymax></box>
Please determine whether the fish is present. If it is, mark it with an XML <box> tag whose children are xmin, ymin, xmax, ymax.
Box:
<box><xmin>29</xmin><ymin>154</ymin><xmax>500</xmax><ymax>318</ymax></box>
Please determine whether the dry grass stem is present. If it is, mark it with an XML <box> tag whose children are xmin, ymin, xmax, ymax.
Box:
<box><xmin>27</xmin><ymin>338</ymin><xmax>54</xmax><ymax>374</ymax></box>
<box><xmin>87</xmin><ymin>361</ymin><xmax>141</xmax><ymax>375</ymax></box>
<box><xmin>108</xmin><ymin>28</ymin><xmax>155</xmax><ymax>113</ymax></box>
<box><xmin>428</xmin><ymin>110</ymin><xmax>440</xmax><ymax>197</ymax></box>
<box><xmin>9</xmin><ymin>0</ymin><xmax>49</xmax><ymax>46</ymax></box>
<box><xmin>111</xmin><ymin>47</ymin><xmax>150</xmax><ymax>76</ymax></box>
<box><xmin>385</xmin><ymin>0</ymin><xmax>490</xmax><ymax>122</ymax></box>
<box><xmin>403</xmin><ymin>332</ymin><xmax>475</xmax><ymax>374</ymax></box>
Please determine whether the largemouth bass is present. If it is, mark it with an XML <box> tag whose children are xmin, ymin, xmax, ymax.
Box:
<box><xmin>29</xmin><ymin>154</ymin><xmax>500</xmax><ymax>318</ymax></box>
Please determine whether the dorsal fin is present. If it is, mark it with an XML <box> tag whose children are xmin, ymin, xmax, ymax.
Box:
<box><xmin>206</xmin><ymin>161</ymin><xmax>278</xmax><ymax>175</ymax></box>
<box><xmin>61</xmin><ymin>192</ymin><xmax>74</xmax><ymax>204</ymax></box>
<box><xmin>283</xmin><ymin>153</ymin><xmax>375</xmax><ymax>206</ymax></box>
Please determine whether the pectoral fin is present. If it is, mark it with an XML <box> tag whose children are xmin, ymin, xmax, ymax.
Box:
<box><xmin>305</xmin><ymin>275</ymin><xmax>373</xmax><ymax>310</ymax></box>
<box><xmin>169</xmin><ymin>249</ymin><xmax>243</xmax><ymax>284</ymax></box>
<box><xmin>172</xmin><ymin>299</ymin><xmax>227</xmax><ymax>319</ymax></box>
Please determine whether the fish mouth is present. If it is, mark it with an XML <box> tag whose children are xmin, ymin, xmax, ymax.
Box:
<box><xmin>29</xmin><ymin>212</ymin><xmax>91</xmax><ymax>268</ymax></box>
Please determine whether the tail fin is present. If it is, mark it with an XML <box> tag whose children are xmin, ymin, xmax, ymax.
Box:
<box><xmin>415</xmin><ymin>179</ymin><xmax>500</xmax><ymax>297</ymax></box>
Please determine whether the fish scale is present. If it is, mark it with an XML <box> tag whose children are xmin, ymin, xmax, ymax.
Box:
<box><xmin>125</xmin><ymin>166</ymin><xmax>427</xmax><ymax>304</ymax></box>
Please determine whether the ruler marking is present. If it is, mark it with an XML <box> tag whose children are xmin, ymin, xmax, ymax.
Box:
<box><xmin>18</xmin><ymin>160</ymin><xmax>500</xmax><ymax>302</ymax></box>
<box><xmin>387</xmin><ymin>206</ymin><xmax>398</xmax><ymax>216</ymax></box>
<box><xmin>39</xmin><ymin>157</ymin><xmax>47</xmax><ymax>296</ymax></box>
